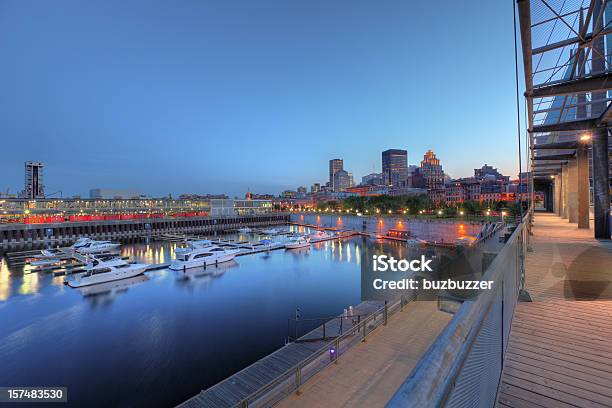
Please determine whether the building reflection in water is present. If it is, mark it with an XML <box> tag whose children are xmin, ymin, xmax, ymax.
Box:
<box><xmin>0</xmin><ymin>259</ymin><xmax>10</xmax><ymax>301</ymax></box>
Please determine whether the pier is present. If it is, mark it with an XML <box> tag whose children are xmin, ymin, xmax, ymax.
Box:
<box><xmin>0</xmin><ymin>214</ymin><xmax>289</xmax><ymax>251</ymax></box>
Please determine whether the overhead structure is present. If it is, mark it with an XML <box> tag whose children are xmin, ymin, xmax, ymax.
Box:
<box><xmin>517</xmin><ymin>0</ymin><xmax>612</xmax><ymax>238</ymax></box>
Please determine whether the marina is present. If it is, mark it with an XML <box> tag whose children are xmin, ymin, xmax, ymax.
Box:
<box><xmin>0</xmin><ymin>220</ymin><xmax>475</xmax><ymax>407</ymax></box>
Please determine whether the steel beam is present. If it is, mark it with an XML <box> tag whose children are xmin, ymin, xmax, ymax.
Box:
<box><xmin>530</xmin><ymin>72</ymin><xmax>612</xmax><ymax>98</ymax></box>
<box><xmin>531</xmin><ymin>118</ymin><xmax>597</xmax><ymax>133</ymax></box>
<box><xmin>533</xmin><ymin>154</ymin><xmax>576</xmax><ymax>160</ymax></box>
<box><xmin>533</xmin><ymin>141</ymin><xmax>578</xmax><ymax>150</ymax></box>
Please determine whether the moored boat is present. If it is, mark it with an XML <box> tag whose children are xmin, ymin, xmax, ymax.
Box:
<box><xmin>285</xmin><ymin>235</ymin><xmax>310</xmax><ymax>249</ymax></box>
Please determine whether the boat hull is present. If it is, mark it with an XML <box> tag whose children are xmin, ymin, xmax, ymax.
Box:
<box><xmin>76</xmin><ymin>243</ymin><xmax>121</xmax><ymax>254</ymax></box>
<box><xmin>67</xmin><ymin>264</ymin><xmax>147</xmax><ymax>288</ymax></box>
<box><xmin>285</xmin><ymin>242</ymin><xmax>310</xmax><ymax>249</ymax></box>
<box><xmin>169</xmin><ymin>252</ymin><xmax>238</xmax><ymax>270</ymax></box>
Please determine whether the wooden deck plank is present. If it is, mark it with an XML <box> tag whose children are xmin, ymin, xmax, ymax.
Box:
<box><xmin>498</xmin><ymin>383</ymin><xmax>576</xmax><ymax>408</ymax></box>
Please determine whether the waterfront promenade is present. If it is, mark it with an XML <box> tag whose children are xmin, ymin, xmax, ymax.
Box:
<box><xmin>276</xmin><ymin>300</ymin><xmax>451</xmax><ymax>408</ymax></box>
<box><xmin>496</xmin><ymin>213</ymin><xmax>612</xmax><ymax>407</ymax></box>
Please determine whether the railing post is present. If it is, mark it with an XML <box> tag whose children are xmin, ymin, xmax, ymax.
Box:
<box><xmin>295</xmin><ymin>365</ymin><xmax>302</xmax><ymax>395</ymax></box>
<box><xmin>362</xmin><ymin>319</ymin><xmax>367</xmax><ymax>342</ymax></box>
<box><xmin>334</xmin><ymin>337</ymin><xmax>340</xmax><ymax>364</ymax></box>
<box><xmin>384</xmin><ymin>301</ymin><xmax>388</xmax><ymax>325</ymax></box>
<box><xmin>240</xmin><ymin>399</ymin><xmax>248</xmax><ymax>408</ymax></box>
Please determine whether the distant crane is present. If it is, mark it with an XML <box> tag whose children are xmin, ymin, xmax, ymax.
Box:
<box><xmin>45</xmin><ymin>190</ymin><xmax>63</xmax><ymax>198</ymax></box>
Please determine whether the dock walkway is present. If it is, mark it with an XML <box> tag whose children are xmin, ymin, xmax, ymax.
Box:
<box><xmin>496</xmin><ymin>213</ymin><xmax>612</xmax><ymax>408</ymax></box>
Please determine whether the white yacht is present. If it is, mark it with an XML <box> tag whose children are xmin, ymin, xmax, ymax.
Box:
<box><xmin>169</xmin><ymin>241</ymin><xmax>240</xmax><ymax>270</ymax></box>
<box><xmin>285</xmin><ymin>235</ymin><xmax>310</xmax><ymax>249</ymax></box>
<box><xmin>66</xmin><ymin>258</ymin><xmax>148</xmax><ymax>288</ymax></box>
<box><xmin>238</xmin><ymin>227</ymin><xmax>252</xmax><ymax>233</ymax></box>
<box><xmin>72</xmin><ymin>237</ymin><xmax>120</xmax><ymax>254</ymax></box>
<box><xmin>256</xmin><ymin>239</ymin><xmax>283</xmax><ymax>250</ymax></box>
<box><xmin>309</xmin><ymin>230</ymin><xmax>333</xmax><ymax>241</ymax></box>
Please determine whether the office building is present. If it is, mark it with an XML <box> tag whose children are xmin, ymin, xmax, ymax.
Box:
<box><xmin>329</xmin><ymin>159</ymin><xmax>344</xmax><ymax>191</ymax></box>
<box><xmin>23</xmin><ymin>161</ymin><xmax>45</xmax><ymax>199</ymax></box>
<box><xmin>382</xmin><ymin>149</ymin><xmax>408</xmax><ymax>187</ymax></box>
<box><xmin>420</xmin><ymin>150</ymin><xmax>444</xmax><ymax>189</ymax></box>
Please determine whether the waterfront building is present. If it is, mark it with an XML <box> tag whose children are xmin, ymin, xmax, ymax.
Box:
<box><xmin>419</xmin><ymin>150</ymin><xmax>444</xmax><ymax>190</ymax></box>
<box><xmin>0</xmin><ymin>196</ymin><xmax>274</xmax><ymax>224</ymax></box>
<box><xmin>348</xmin><ymin>172</ymin><xmax>354</xmax><ymax>188</ymax></box>
<box><xmin>233</xmin><ymin>199</ymin><xmax>273</xmax><ymax>215</ymax></box>
<box><xmin>329</xmin><ymin>159</ymin><xmax>344</xmax><ymax>191</ymax></box>
<box><xmin>388</xmin><ymin>187</ymin><xmax>428</xmax><ymax>197</ymax></box>
<box><xmin>281</xmin><ymin>190</ymin><xmax>297</xmax><ymax>199</ymax></box>
<box><xmin>382</xmin><ymin>149</ymin><xmax>408</xmax><ymax>187</ymax></box>
<box><xmin>344</xmin><ymin>186</ymin><xmax>372</xmax><ymax>196</ymax></box>
<box><xmin>332</xmin><ymin>170</ymin><xmax>350</xmax><ymax>192</ymax></box>
<box><xmin>90</xmin><ymin>188</ymin><xmax>141</xmax><ymax>199</ymax></box>
<box><xmin>445</xmin><ymin>181</ymin><xmax>466</xmax><ymax>204</ymax></box>
<box><xmin>361</xmin><ymin>172</ymin><xmax>383</xmax><ymax>186</ymax></box>
<box><xmin>22</xmin><ymin>161</ymin><xmax>44</xmax><ymax>199</ymax></box>
<box><xmin>296</xmin><ymin>186</ymin><xmax>307</xmax><ymax>196</ymax></box>
<box><xmin>474</xmin><ymin>164</ymin><xmax>503</xmax><ymax>180</ymax></box>
<box><xmin>311</xmin><ymin>183</ymin><xmax>320</xmax><ymax>193</ymax></box>
<box><xmin>208</xmin><ymin>198</ymin><xmax>235</xmax><ymax>216</ymax></box>
<box><xmin>427</xmin><ymin>187</ymin><xmax>446</xmax><ymax>206</ymax></box>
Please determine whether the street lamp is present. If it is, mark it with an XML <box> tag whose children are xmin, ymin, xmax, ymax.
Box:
<box><xmin>580</xmin><ymin>133</ymin><xmax>591</xmax><ymax>142</ymax></box>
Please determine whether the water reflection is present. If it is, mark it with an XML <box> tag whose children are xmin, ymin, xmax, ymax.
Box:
<box><xmin>77</xmin><ymin>275</ymin><xmax>149</xmax><ymax>303</ymax></box>
<box><xmin>0</xmin><ymin>259</ymin><xmax>10</xmax><ymax>301</ymax></box>
<box><xmin>175</xmin><ymin>260</ymin><xmax>239</xmax><ymax>291</ymax></box>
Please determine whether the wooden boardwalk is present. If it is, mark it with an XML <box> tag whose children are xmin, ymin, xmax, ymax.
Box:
<box><xmin>497</xmin><ymin>213</ymin><xmax>612</xmax><ymax>408</ymax></box>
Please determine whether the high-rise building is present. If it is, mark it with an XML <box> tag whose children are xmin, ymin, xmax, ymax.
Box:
<box><xmin>297</xmin><ymin>186</ymin><xmax>307</xmax><ymax>196</ymax></box>
<box><xmin>382</xmin><ymin>149</ymin><xmax>408</xmax><ymax>187</ymax></box>
<box><xmin>420</xmin><ymin>150</ymin><xmax>444</xmax><ymax>189</ymax></box>
<box><xmin>332</xmin><ymin>170</ymin><xmax>350</xmax><ymax>192</ymax></box>
<box><xmin>23</xmin><ymin>161</ymin><xmax>44</xmax><ymax>198</ymax></box>
<box><xmin>362</xmin><ymin>173</ymin><xmax>383</xmax><ymax>186</ymax></box>
<box><xmin>329</xmin><ymin>159</ymin><xmax>344</xmax><ymax>191</ymax></box>
<box><xmin>311</xmin><ymin>183</ymin><xmax>321</xmax><ymax>193</ymax></box>
<box><xmin>348</xmin><ymin>172</ymin><xmax>354</xmax><ymax>188</ymax></box>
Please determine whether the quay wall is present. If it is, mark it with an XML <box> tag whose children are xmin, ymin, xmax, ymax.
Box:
<box><xmin>0</xmin><ymin>214</ymin><xmax>289</xmax><ymax>251</ymax></box>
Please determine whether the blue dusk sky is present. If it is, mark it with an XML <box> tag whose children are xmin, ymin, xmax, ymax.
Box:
<box><xmin>0</xmin><ymin>0</ymin><xmax>525</xmax><ymax>197</ymax></box>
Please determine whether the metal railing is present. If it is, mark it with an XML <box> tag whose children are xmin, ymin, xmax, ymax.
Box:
<box><xmin>232</xmin><ymin>294</ymin><xmax>416</xmax><ymax>408</ymax></box>
<box><xmin>386</xmin><ymin>212</ymin><xmax>529</xmax><ymax>408</ymax></box>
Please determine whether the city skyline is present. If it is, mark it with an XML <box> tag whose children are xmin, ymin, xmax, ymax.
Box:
<box><xmin>0</xmin><ymin>0</ymin><xmax>524</xmax><ymax>197</ymax></box>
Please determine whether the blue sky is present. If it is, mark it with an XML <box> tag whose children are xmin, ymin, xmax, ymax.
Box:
<box><xmin>0</xmin><ymin>0</ymin><xmax>525</xmax><ymax>197</ymax></box>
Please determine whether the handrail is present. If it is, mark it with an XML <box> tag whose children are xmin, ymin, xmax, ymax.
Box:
<box><xmin>386</xmin><ymin>211</ymin><xmax>529</xmax><ymax>407</ymax></box>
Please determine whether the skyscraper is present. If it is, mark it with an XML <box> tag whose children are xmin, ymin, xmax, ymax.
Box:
<box><xmin>382</xmin><ymin>149</ymin><xmax>408</xmax><ymax>187</ymax></box>
<box><xmin>332</xmin><ymin>170</ymin><xmax>350</xmax><ymax>192</ymax></box>
<box><xmin>420</xmin><ymin>150</ymin><xmax>444</xmax><ymax>189</ymax></box>
<box><xmin>23</xmin><ymin>161</ymin><xmax>44</xmax><ymax>198</ymax></box>
<box><xmin>329</xmin><ymin>159</ymin><xmax>343</xmax><ymax>191</ymax></box>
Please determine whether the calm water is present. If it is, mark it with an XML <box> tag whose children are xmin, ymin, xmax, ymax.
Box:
<box><xmin>0</xmin><ymin>223</ymin><xmax>469</xmax><ymax>407</ymax></box>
